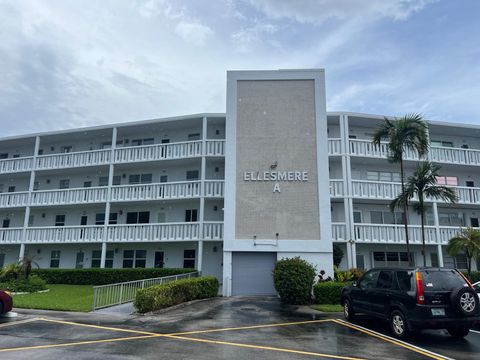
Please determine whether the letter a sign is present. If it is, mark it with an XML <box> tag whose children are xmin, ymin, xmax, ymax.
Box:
<box><xmin>272</xmin><ymin>183</ymin><xmax>281</xmax><ymax>193</ymax></box>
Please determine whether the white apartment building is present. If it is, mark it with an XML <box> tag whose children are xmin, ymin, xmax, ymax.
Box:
<box><xmin>0</xmin><ymin>69</ymin><xmax>478</xmax><ymax>295</ymax></box>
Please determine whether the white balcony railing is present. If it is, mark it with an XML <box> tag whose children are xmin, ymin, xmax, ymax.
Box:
<box><xmin>332</xmin><ymin>223</ymin><xmax>347</xmax><ymax>241</ymax></box>
<box><xmin>114</xmin><ymin>141</ymin><xmax>202</xmax><ymax>163</ymax></box>
<box><xmin>328</xmin><ymin>138</ymin><xmax>342</xmax><ymax>155</ymax></box>
<box><xmin>0</xmin><ymin>228</ymin><xmax>23</xmax><ymax>243</ymax></box>
<box><xmin>110</xmin><ymin>181</ymin><xmax>201</xmax><ymax>202</ymax></box>
<box><xmin>25</xmin><ymin>226</ymin><xmax>105</xmax><ymax>244</ymax></box>
<box><xmin>206</xmin><ymin>140</ymin><xmax>225</xmax><ymax>156</ymax></box>
<box><xmin>0</xmin><ymin>156</ymin><xmax>33</xmax><ymax>174</ymax></box>
<box><xmin>31</xmin><ymin>187</ymin><xmax>108</xmax><ymax>206</ymax></box>
<box><xmin>0</xmin><ymin>192</ymin><xmax>29</xmax><ymax>207</ymax></box>
<box><xmin>351</xmin><ymin>224</ymin><xmax>463</xmax><ymax>245</ymax></box>
<box><xmin>348</xmin><ymin>139</ymin><xmax>419</xmax><ymax>160</ymax></box>
<box><xmin>106</xmin><ymin>223</ymin><xmax>200</xmax><ymax>242</ymax></box>
<box><xmin>36</xmin><ymin>149</ymin><xmax>111</xmax><ymax>170</ymax></box>
<box><xmin>430</xmin><ymin>146</ymin><xmax>480</xmax><ymax>166</ymax></box>
<box><xmin>203</xmin><ymin>222</ymin><xmax>223</xmax><ymax>240</ymax></box>
<box><xmin>329</xmin><ymin>180</ymin><xmax>344</xmax><ymax>197</ymax></box>
<box><xmin>204</xmin><ymin>180</ymin><xmax>224</xmax><ymax>197</ymax></box>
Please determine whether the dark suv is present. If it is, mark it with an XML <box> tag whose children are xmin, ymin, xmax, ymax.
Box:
<box><xmin>341</xmin><ymin>267</ymin><xmax>480</xmax><ymax>339</ymax></box>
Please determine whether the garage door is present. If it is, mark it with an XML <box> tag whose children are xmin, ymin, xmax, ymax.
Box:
<box><xmin>232</xmin><ymin>252</ymin><xmax>277</xmax><ymax>296</ymax></box>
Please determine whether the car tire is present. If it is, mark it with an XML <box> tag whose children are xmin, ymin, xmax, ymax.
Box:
<box><xmin>450</xmin><ymin>287</ymin><xmax>479</xmax><ymax>316</ymax></box>
<box><xmin>343</xmin><ymin>299</ymin><xmax>355</xmax><ymax>322</ymax></box>
<box><xmin>0</xmin><ymin>301</ymin><xmax>3</xmax><ymax>315</ymax></box>
<box><xmin>390</xmin><ymin>310</ymin><xmax>410</xmax><ymax>340</ymax></box>
<box><xmin>447</xmin><ymin>326</ymin><xmax>470</xmax><ymax>339</ymax></box>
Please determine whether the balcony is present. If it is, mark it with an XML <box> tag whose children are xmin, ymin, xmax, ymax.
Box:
<box><xmin>329</xmin><ymin>180</ymin><xmax>344</xmax><ymax>197</ymax></box>
<box><xmin>110</xmin><ymin>181</ymin><xmax>202</xmax><ymax>202</ymax></box>
<box><xmin>0</xmin><ymin>222</ymin><xmax>225</xmax><ymax>244</ymax></box>
<box><xmin>0</xmin><ymin>191</ymin><xmax>29</xmax><ymax>208</ymax></box>
<box><xmin>332</xmin><ymin>223</ymin><xmax>347</xmax><ymax>241</ymax></box>
<box><xmin>36</xmin><ymin>149</ymin><xmax>111</xmax><ymax>170</ymax></box>
<box><xmin>114</xmin><ymin>141</ymin><xmax>202</xmax><ymax>163</ymax></box>
<box><xmin>204</xmin><ymin>180</ymin><xmax>224</xmax><ymax>197</ymax></box>
<box><xmin>30</xmin><ymin>187</ymin><xmax>108</xmax><ymax>206</ymax></box>
<box><xmin>0</xmin><ymin>156</ymin><xmax>33</xmax><ymax>174</ymax></box>
<box><xmin>430</xmin><ymin>146</ymin><xmax>480</xmax><ymax>166</ymax></box>
<box><xmin>206</xmin><ymin>140</ymin><xmax>225</xmax><ymax>156</ymax></box>
<box><xmin>328</xmin><ymin>138</ymin><xmax>342</xmax><ymax>155</ymax></box>
<box><xmin>350</xmin><ymin>180</ymin><xmax>480</xmax><ymax>205</ymax></box>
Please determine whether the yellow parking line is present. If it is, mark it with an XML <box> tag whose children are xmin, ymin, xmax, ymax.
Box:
<box><xmin>0</xmin><ymin>318</ymin><xmax>41</xmax><ymax>328</ymax></box>
<box><xmin>165</xmin><ymin>334</ymin><xmax>366</xmax><ymax>360</ymax></box>
<box><xmin>331</xmin><ymin>319</ymin><xmax>448</xmax><ymax>360</ymax></box>
<box><xmin>37</xmin><ymin>318</ymin><xmax>158</xmax><ymax>336</ymax></box>
<box><xmin>169</xmin><ymin>319</ymin><xmax>333</xmax><ymax>336</ymax></box>
<box><xmin>0</xmin><ymin>335</ymin><xmax>158</xmax><ymax>353</ymax></box>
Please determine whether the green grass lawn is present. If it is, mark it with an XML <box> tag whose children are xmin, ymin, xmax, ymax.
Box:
<box><xmin>311</xmin><ymin>304</ymin><xmax>343</xmax><ymax>313</ymax></box>
<box><xmin>13</xmin><ymin>285</ymin><xmax>93</xmax><ymax>312</ymax></box>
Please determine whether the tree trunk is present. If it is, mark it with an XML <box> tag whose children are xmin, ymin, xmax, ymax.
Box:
<box><xmin>400</xmin><ymin>158</ymin><xmax>412</xmax><ymax>265</ymax></box>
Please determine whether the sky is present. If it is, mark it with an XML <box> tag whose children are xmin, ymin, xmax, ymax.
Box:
<box><xmin>1</xmin><ymin>0</ymin><xmax>479</xmax><ymax>137</ymax></box>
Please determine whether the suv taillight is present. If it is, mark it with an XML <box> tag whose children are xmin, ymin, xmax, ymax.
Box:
<box><xmin>458</xmin><ymin>271</ymin><xmax>474</xmax><ymax>289</ymax></box>
<box><xmin>416</xmin><ymin>271</ymin><xmax>425</xmax><ymax>305</ymax></box>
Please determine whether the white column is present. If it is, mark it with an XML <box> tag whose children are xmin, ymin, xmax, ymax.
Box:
<box><xmin>432</xmin><ymin>202</ymin><xmax>444</xmax><ymax>267</ymax></box>
<box><xmin>198</xmin><ymin>116</ymin><xmax>207</xmax><ymax>272</ymax></box>
<box><xmin>101</xmin><ymin>127</ymin><xmax>117</xmax><ymax>268</ymax></box>
<box><xmin>19</xmin><ymin>136</ymin><xmax>40</xmax><ymax>260</ymax></box>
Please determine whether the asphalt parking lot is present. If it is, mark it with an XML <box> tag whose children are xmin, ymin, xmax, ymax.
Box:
<box><xmin>1</xmin><ymin>297</ymin><xmax>479</xmax><ymax>359</ymax></box>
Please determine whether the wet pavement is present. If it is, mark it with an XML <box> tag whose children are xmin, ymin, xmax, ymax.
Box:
<box><xmin>0</xmin><ymin>297</ymin><xmax>478</xmax><ymax>359</ymax></box>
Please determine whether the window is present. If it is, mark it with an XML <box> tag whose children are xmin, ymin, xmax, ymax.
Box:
<box><xmin>112</xmin><ymin>176</ymin><xmax>121</xmax><ymax>185</ymax></box>
<box><xmin>99</xmin><ymin>176</ymin><xmax>109</xmax><ymax>186</ymax></box>
<box><xmin>131</xmin><ymin>138</ymin><xmax>154</xmax><ymax>146</ymax></box>
<box><xmin>8</xmin><ymin>186</ymin><xmax>15</xmax><ymax>193</ymax></box>
<box><xmin>0</xmin><ymin>184</ymin><xmax>3</xmax><ymax>193</ymax></box>
<box><xmin>436</xmin><ymin>176</ymin><xmax>458</xmax><ymax>186</ymax></box>
<box><xmin>431</xmin><ymin>253</ymin><xmax>439</xmax><ymax>267</ymax></box>
<box><xmin>376</xmin><ymin>271</ymin><xmax>393</xmax><ymax>289</ymax></box>
<box><xmin>109</xmin><ymin>213</ymin><xmax>118</xmax><ymax>224</ymax></box>
<box><xmin>185</xmin><ymin>209</ymin><xmax>198</xmax><ymax>222</ymax></box>
<box><xmin>369</xmin><ymin>211</ymin><xmax>404</xmax><ymax>224</ymax></box>
<box><xmin>161</xmin><ymin>138</ymin><xmax>170</xmax><ymax>144</ymax></box>
<box><xmin>431</xmin><ymin>140</ymin><xmax>453</xmax><ymax>148</ymax></box>
<box><xmin>188</xmin><ymin>133</ymin><xmax>201</xmax><ymax>140</ymax></box>
<box><xmin>126</xmin><ymin>212</ymin><xmax>150</xmax><ymax>224</ymax></box>
<box><xmin>373</xmin><ymin>251</ymin><xmax>413</xmax><ymax>267</ymax></box>
<box><xmin>122</xmin><ymin>250</ymin><xmax>146</xmax><ymax>268</ymax></box>
<box><xmin>131</xmin><ymin>139</ymin><xmax>142</xmax><ymax>146</ymax></box>
<box><xmin>359</xmin><ymin>270</ymin><xmax>379</xmax><ymax>290</ymax></box>
<box><xmin>0</xmin><ymin>153</ymin><xmax>8</xmax><ymax>159</ymax></box>
<box><xmin>129</xmin><ymin>174</ymin><xmax>152</xmax><ymax>184</ymax></box>
<box><xmin>438</xmin><ymin>212</ymin><xmax>464</xmax><ymax>226</ymax></box>
<box><xmin>83</xmin><ymin>181</ymin><xmax>92</xmax><ymax>188</ymax></box>
<box><xmin>466</xmin><ymin>181</ymin><xmax>475</xmax><ymax>187</ymax></box>
<box><xmin>61</xmin><ymin>146</ymin><xmax>72</xmax><ymax>153</ymax></box>
<box><xmin>356</xmin><ymin>254</ymin><xmax>365</xmax><ymax>270</ymax></box>
<box><xmin>183</xmin><ymin>249</ymin><xmax>196</xmax><ymax>268</ymax></box>
<box><xmin>50</xmin><ymin>251</ymin><xmax>61</xmax><ymax>268</ymax></box>
<box><xmin>38</xmin><ymin>149</ymin><xmax>44</xmax><ymax>155</ymax></box>
<box><xmin>160</xmin><ymin>175</ymin><xmax>168</xmax><ymax>183</ymax></box>
<box><xmin>91</xmin><ymin>250</ymin><xmax>114</xmax><ymax>268</ymax></box>
<box><xmin>471</xmin><ymin>218</ymin><xmax>479</xmax><ymax>227</ymax></box>
<box><xmin>33</xmin><ymin>181</ymin><xmax>39</xmax><ymax>191</ymax></box>
<box><xmin>366</xmin><ymin>171</ymin><xmax>400</xmax><ymax>182</ymax></box>
<box><xmin>13</xmin><ymin>154</ymin><xmax>20</xmax><ymax>158</ymax></box>
<box><xmin>59</xmin><ymin>179</ymin><xmax>70</xmax><ymax>189</ymax></box>
<box><xmin>28</xmin><ymin>215</ymin><xmax>34</xmax><ymax>227</ymax></box>
<box><xmin>143</xmin><ymin>138</ymin><xmax>154</xmax><ymax>145</ymax></box>
<box><xmin>454</xmin><ymin>254</ymin><xmax>468</xmax><ymax>270</ymax></box>
<box><xmin>396</xmin><ymin>271</ymin><xmax>414</xmax><ymax>291</ymax></box>
<box><xmin>0</xmin><ymin>253</ymin><xmax>4</xmax><ymax>268</ymax></box>
<box><xmin>95</xmin><ymin>213</ymin><xmax>105</xmax><ymax>225</ymax></box>
<box><xmin>186</xmin><ymin>170</ymin><xmax>199</xmax><ymax>180</ymax></box>
<box><xmin>101</xmin><ymin>142</ymin><xmax>111</xmax><ymax>149</ymax></box>
<box><xmin>55</xmin><ymin>215</ymin><xmax>65</xmax><ymax>226</ymax></box>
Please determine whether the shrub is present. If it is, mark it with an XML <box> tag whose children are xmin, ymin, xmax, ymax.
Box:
<box><xmin>333</xmin><ymin>244</ymin><xmax>344</xmax><ymax>267</ymax></box>
<box><xmin>134</xmin><ymin>276</ymin><xmax>219</xmax><ymax>313</ymax></box>
<box><xmin>313</xmin><ymin>282</ymin><xmax>347</xmax><ymax>304</ymax></box>
<box><xmin>273</xmin><ymin>257</ymin><xmax>316</xmax><ymax>305</ymax></box>
<box><xmin>334</xmin><ymin>267</ymin><xmax>365</xmax><ymax>283</ymax></box>
<box><xmin>0</xmin><ymin>275</ymin><xmax>48</xmax><ymax>293</ymax></box>
<box><xmin>31</xmin><ymin>268</ymin><xmax>195</xmax><ymax>285</ymax></box>
<box><xmin>349</xmin><ymin>268</ymin><xmax>364</xmax><ymax>281</ymax></box>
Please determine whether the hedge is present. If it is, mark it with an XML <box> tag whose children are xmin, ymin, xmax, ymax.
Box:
<box><xmin>31</xmin><ymin>268</ymin><xmax>195</xmax><ymax>285</ymax></box>
<box><xmin>0</xmin><ymin>275</ymin><xmax>47</xmax><ymax>293</ymax></box>
<box><xmin>313</xmin><ymin>282</ymin><xmax>347</xmax><ymax>305</ymax></box>
<box><xmin>134</xmin><ymin>276</ymin><xmax>219</xmax><ymax>313</ymax></box>
<box><xmin>464</xmin><ymin>271</ymin><xmax>480</xmax><ymax>284</ymax></box>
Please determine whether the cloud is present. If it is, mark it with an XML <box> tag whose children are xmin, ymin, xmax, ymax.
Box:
<box><xmin>231</xmin><ymin>23</ymin><xmax>277</xmax><ymax>52</ymax></box>
<box><xmin>248</xmin><ymin>0</ymin><xmax>437</xmax><ymax>24</ymax></box>
<box><xmin>136</xmin><ymin>0</ymin><xmax>185</xmax><ymax>19</ymax></box>
<box><xmin>175</xmin><ymin>21</ymin><xmax>214</xmax><ymax>46</ymax></box>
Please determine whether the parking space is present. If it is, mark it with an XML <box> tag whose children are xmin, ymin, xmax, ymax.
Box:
<box><xmin>0</xmin><ymin>297</ymin><xmax>478</xmax><ymax>359</ymax></box>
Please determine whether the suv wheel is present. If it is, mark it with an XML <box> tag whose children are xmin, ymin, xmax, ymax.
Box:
<box><xmin>390</xmin><ymin>310</ymin><xmax>410</xmax><ymax>340</ymax></box>
<box><xmin>0</xmin><ymin>301</ymin><xmax>3</xmax><ymax>315</ymax></box>
<box><xmin>450</xmin><ymin>287</ymin><xmax>479</xmax><ymax>316</ymax></box>
<box><xmin>343</xmin><ymin>299</ymin><xmax>355</xmax><ymax>322</ymax></box>
<box><xmin>447</xmin><ymin>326</ymin><xmax>470</xmax><ymax>339</ymax></box>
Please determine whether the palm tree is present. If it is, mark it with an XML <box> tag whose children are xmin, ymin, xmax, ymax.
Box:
<box><xmin>19</xmin><ymin>255</ymin><xmax>40</xmax><ymax>280</ymax></box>
<box><xmin>447</xmin><ymin>228</ymin><xmax>480</xmax><ymax>275</ymax></box>
<box><xmin>391</xmin><ymin>161</ymin><xmax>457</xmax><ymax>266</ymax></box>
<box><xmin>0</xmin><ymin>262</ymin><xmax>22</xmax><ymax>280</ymax></box>
<box><xmin>372</xmin><ymin>113</ymin><xmax>429</xmax><ymax>265</ymax></box>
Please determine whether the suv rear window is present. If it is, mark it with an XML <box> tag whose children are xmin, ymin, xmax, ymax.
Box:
<box><xmin>420</xmin><ymin>269</ymin><xmax>466</xmax><ymax>291</ymax></box>
<box><xmin>396</xmin><ymin>270</ymin><xmax>414</xmax><ymax>291</ymax></box>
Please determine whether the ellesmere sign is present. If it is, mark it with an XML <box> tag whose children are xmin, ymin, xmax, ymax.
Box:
<box><xmin>243</xmin><ymin>170</ymin><xmax>308</xmax><ymax>193</ymax></box>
